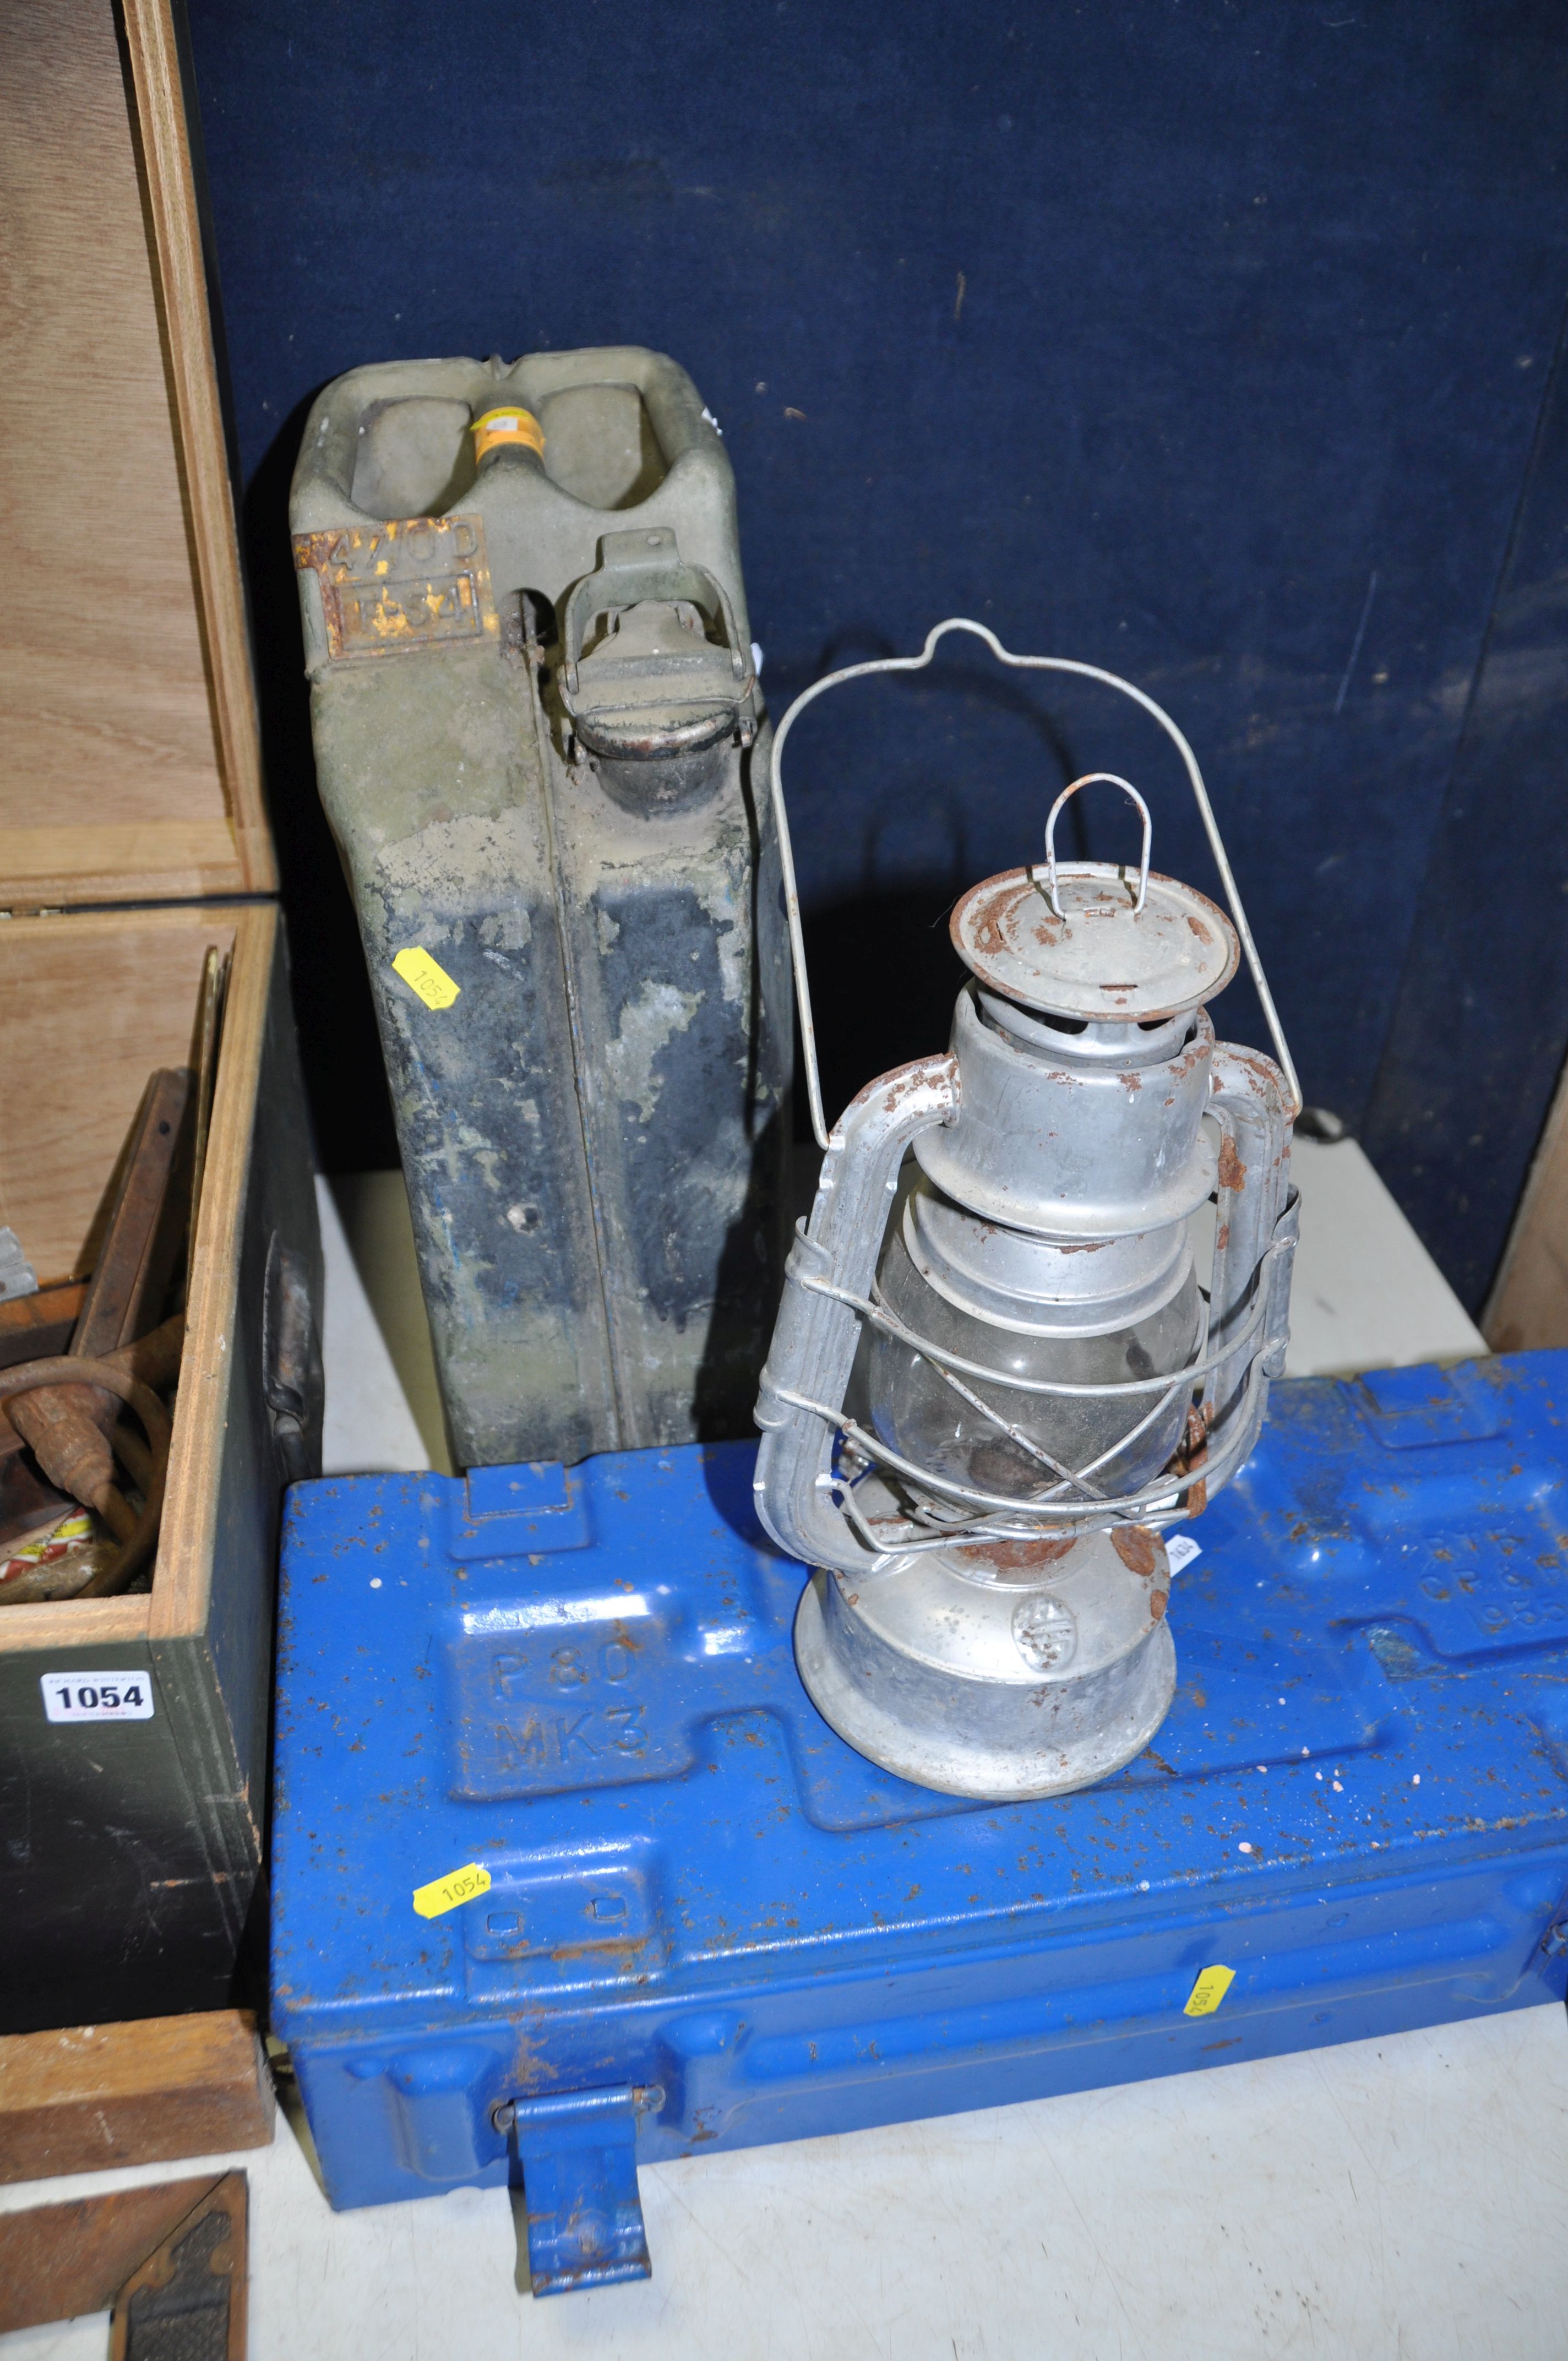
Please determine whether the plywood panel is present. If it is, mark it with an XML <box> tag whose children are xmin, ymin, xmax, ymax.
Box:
<box><xmin>0</xmin><ymin>0</ymin><xmax>268</xmax><ymax>902</ymax></box>
<box><xmin>0</xmin><ymin>906</ymin><xmax>237</xmax><ymax>1282</ymax></box>
<box><xmin>119</xmin><ymin>0</ymin><xmax>273</xmax><ymax>890</ymax></box>
<box><xmin>153</xmin><ymin>902</ymin><xmax>272</xmax><ymax>1650</ymax></box>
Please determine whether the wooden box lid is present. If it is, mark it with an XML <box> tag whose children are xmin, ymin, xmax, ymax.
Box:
<box><xmin>0</xmin><ymin>0</ymin><xmax>274</xmax><ymax>912</ymax></box>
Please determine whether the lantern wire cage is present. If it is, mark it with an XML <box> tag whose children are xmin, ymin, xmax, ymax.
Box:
<box><xmin>769</xmin><ymin>1233</ymin><xmax>1292</xmax><ymax>1558</ymax></box>
<box><xmin>760</xmin><ymin>619</ymin><xmax>1300</xmax><ymax>1568</ymax></box>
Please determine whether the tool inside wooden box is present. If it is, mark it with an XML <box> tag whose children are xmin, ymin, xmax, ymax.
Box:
<box><xmin>0</xmin><ymin>949</ymin><xmax>230</xmax><ymax>1605</ymax></box>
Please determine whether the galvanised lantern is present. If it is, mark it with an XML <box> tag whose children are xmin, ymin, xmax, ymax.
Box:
<box><xmin>755</xmin><ymin>622</ymin><xmax>1300</xmax><ymax>1800</ymax></box>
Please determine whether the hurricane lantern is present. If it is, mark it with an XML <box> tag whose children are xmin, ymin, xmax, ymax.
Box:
<box><xmin>755</xmin><ymin>621</ymin><xmax>1300</xmax><ymax>1802</ymax></box>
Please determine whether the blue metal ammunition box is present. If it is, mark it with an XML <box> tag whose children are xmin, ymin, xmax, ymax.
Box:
<box><xmin>272</xmin><ymin>1357</ymin><xmax>1568</xmax><ymax>2293</ymax></box>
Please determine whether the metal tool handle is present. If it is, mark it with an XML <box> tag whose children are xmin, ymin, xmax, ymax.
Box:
<box><xmin>769</xmin><ymin>618</ymin><xmax>1302</xmax><ymax>1149</ymax></box>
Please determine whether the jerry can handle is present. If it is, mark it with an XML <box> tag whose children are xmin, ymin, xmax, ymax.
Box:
<box><xmin>560</xmin><ymin>526</ymin><xmax>748</xmax><ymax>697</ymax></box>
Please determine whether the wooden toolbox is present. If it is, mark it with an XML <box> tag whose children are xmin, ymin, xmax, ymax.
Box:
<box><xmin>0</xmin><ymin>1</ymin><xmax>319</xmax><ymax>2033</ymax></box>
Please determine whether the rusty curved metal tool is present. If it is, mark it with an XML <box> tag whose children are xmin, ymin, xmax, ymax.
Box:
<box><xmin>2</xmin><ymin>1063</ymin><xmax>190</xmax><ymax>1526</ymax></box>
<box><xmin>0</xmin><ymin>1357</ymin><xmax>171</xmax><ymax>1597</ymax></box>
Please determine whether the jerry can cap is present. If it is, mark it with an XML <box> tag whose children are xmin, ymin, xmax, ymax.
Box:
<box><xmin>561</xmin><ymin>527</ymin><xmax>754</xmax><ymax>762</ymax></box>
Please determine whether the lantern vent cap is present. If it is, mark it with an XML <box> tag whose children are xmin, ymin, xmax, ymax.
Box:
<box><xmin>951</xmin><ymin>862</ymin><xmax>1240</xmax><ymax>1022</ymax></box>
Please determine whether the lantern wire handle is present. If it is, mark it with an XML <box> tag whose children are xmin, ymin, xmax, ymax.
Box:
<box><xmin>768</xmin><ymin>617</ymin><xmax>1302</xmax><ymax>1150</ymax></box>
<box><xmin>1043</xmin><ymin>774</ymin><xmax>1151</xmax><ymax>917</ymax></box>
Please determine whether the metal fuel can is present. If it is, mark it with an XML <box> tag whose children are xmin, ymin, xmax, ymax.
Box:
<box><xmin>291</xmin><ymin>349</ymin><xmax>789</xmax><ymax>1468</ymax></box>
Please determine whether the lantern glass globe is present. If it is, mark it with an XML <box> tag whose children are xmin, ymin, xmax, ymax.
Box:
<box><xmin>866</xmin><ymin>1207</ymin><xmax>1201</xmax><ymax>1504</ymax></box>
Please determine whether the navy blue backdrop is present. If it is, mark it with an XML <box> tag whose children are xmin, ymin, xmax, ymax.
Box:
<box><xmin>182</xmin><ymin>0</ymin><xmax>1568</xmax><ymax>1312</ymax></box>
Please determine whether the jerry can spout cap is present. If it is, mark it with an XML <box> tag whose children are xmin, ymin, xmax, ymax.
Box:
<box><xmin>559</xmin><ymin>528</ymin><xmax>756</xmax><ymax>771</ymax></box>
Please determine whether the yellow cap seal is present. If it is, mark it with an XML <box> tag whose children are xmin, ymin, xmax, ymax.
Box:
<box><xmin>471</xmin><ymin>406</ymin><xmax>545</xmax><ymax>462</ymax></box>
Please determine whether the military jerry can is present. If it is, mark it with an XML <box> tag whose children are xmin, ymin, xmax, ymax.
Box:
<box><xmin>291</xmin><ymin>349</ymin><xmax>790</xmax><ymax>1468</ymax></box>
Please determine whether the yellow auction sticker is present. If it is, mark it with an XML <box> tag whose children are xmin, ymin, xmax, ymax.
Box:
<box><xmin>411</xmin><ymin>1860</ymin><xmax>492</xmax><ymax>1920</ymax></box>
<box><xmin>1183</xmin><ymin>1963</ymin><xmax>1235</xmax><ymax>2017</ymax></box>
<box><xmin>393</xmin><ymin>946</ymin><xmax>461</xmax><ymax>1010</ymax></box>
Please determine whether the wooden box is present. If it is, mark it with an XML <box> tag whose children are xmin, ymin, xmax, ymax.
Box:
<box><xmin>0</xmin><ymin>1</ymin><xmax>319</xmax><ymax>2032</ymax></box>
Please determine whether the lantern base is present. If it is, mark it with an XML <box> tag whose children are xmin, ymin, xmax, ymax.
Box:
<box><xmin>793</xmin><ymin>1527</ymin><xmax>1177</xmax><ymax>1802</ymax></box>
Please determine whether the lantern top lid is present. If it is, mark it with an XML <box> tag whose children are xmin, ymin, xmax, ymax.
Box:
<box><xmin>950</xmin><ymin>862</ymin><xmax>1240</xmax><ymax>1023</ymax></box>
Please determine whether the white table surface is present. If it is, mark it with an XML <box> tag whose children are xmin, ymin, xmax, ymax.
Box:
<box><xmin>10</xmin><ymin>1145</ymin><xmax>1566</xmax><ymax>2361</ymax></box>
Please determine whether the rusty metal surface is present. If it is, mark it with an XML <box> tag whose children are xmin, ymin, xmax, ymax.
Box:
<box><xmin>0</xmin><ymin>1355</ymin><xmax>172</xmax><ymax>1597</ymax></box>
<box><xmin>6</xmin><ymin>1063</ymin><xmax>192</xmax><ymax>1554</ymax></box>
<box><xmin>9</xmin><ymin>1065</ymin><xmax>190</xmax><ymax>1441</ymax></box>
<box><xmin>505</xmin><ymin>2087</ymin><xmax>650</xmax><ymax>2295</ymax></box>
<box><xmin>292</xmin><ymin>516</ymin><xmax>498</xmax><ymax>660</ymax></box>
<box><xmin>949</xmin><ymin>863</ymin><xmax>1240</xmax><ymax>1021</ymax></box>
